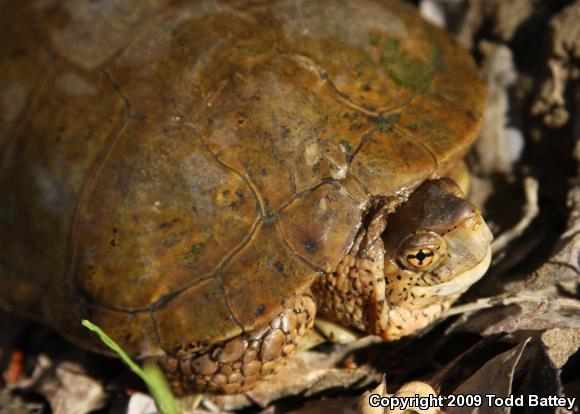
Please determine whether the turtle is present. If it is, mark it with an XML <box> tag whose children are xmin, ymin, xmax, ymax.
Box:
<box><xmin>0</xmin><ymin>0</ymin><xmax>492</xmax><ymax>395</ymax></box>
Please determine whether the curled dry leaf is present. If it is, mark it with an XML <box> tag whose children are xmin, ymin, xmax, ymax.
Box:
<box><xmin>358</xmin><ymin>377</ymin><xmax>441</xmax><ymax>414</ymax></box>
<box><xmin>5</xmin><ymin>351</ymin><xmax>106</xmax><ymax>414</ymax></box>
<box><xmin>516</xmin><ymin>338</ymin><xmax>569</xmax><ymax>413</ymax></box>
<box><xmin>359</xmin><ymin>378</ymin><xmax>386</xmax><ymax>414</ymax></box>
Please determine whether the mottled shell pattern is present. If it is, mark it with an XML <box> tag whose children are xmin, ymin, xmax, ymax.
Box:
<box><xmin>0</xmin><ymin>0</ymin><xmax>484</xmax><ymax>358</ymax></box>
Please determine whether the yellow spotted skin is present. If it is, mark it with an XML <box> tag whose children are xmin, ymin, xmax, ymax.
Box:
<box><xmin>313</xmin><ymin>231</ymin><xmax>382</xmax><ymax>334</ymax></box>
<box><xmin>313</xmin><ymin>223</ymin><xmax>454</xmax><ymax>341</ymax></box>
<box><xmin>315</xmin><ymin>179</ymin><xmax>492</xmax><ymax>341</ymax></box>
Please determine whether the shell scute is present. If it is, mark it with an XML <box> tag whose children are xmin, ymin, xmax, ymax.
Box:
<box><xmin>219</xmin><ymin>221</ymin><xmax>316</xmax><ymax>332</ymax></box>
<box><xmin>154</xmin><ymin>277</ymin><xmax>242</xmax><ymax>355</ymax></box>
<box><xmin>107</xmin><ymin>2</ymin><xmax>277</xmax><ymax>121</ymax></box>
<box><xmin>74</xmin><ymin>121</ymin><xmax>259</xmax><ymax>311</ymax></box>
<box><xmin>197</xmin><ymin>54</ymin><xmax>374</xmax><ymax>214</ymax></box>
<box><xmin>279</xmin><ymin>183</ymin><xmax>365</xmax><ymax>272</ymax></box>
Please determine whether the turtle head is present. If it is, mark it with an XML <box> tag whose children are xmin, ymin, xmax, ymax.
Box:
<box><xmin>373</xmin><ymin>178</ymin><xmax>493</xmax><ymax>340</ymax></box>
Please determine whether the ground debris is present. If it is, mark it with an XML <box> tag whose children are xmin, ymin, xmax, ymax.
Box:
<box><xmin>0</xmin><ymin>389</ymin><xmax>44</xmax><ymax>414</ymax></box>
<box><xmin>12</xmin><ymin>356</ymin><xmax>107</xmax><ymax>414</ymax></box>
<box><xmin>531</xmin><ymin>0</ymin><xmax>580</xmax><ymax>127</ymax></box>
<box><xmin>473</xmin><ymin>41</ymin><xmax>523</xmax><ymax>176</ymax></box>
<box><xmin>126</xmin><ymin>392</ymin><xmax>160</xmax><ymax>414</ymax></box>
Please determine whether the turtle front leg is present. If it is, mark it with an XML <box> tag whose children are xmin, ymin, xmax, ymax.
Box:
<box><xmin>158</xmin><ymin>292</ymin><xmax>316</xmax><ymax>395</ymax></box>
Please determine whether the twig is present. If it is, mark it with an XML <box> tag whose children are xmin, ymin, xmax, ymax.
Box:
<box><xmin>446</xmin><ymin>292</ymin><xmax>580</xmax><ymax>317</ymax></box>
<box><xmin>491</xmin><ymin>177</ymin><xmax>540</xmax><ymax>253</ymax></box>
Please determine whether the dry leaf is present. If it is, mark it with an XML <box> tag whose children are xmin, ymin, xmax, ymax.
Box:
<box><xmin>127</xmin><ymin>392</ymin><xmax>159</xmax><ymax>414</ymax></box>
<box><xmin>37</xmin><ymin>360</ymin><xmax>106</xmax><ymax>414</ymax></box>
<box><xmin>541</xmin><ymin>329</ymin><xmax>580</xmax><ymax>369</ymax></box>
<box><xmin>447</xmin><ymin>339</ymin><xmax>529</xmax><ymax>414</ymax></box>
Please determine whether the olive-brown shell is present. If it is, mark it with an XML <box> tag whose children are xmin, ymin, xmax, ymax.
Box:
<box><xmin>0</xmin><ymin>0</ymin><xmax>484</xmax><ymax>357</ymax></box>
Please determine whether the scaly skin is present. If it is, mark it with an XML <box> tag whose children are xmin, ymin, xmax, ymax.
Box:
<box><xmin>159</xmin><ymin>292</ymin><xmax>316</xmax><ymax>395</ymax></box>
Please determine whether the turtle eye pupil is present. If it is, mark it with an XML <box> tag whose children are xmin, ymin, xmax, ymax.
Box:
<box><xmin>406</xmin><ymin>249</ymin><xmax>432</xmax><ymax>266</ymax></box>
<box><xmin>396</xmin><ymin>232</ymin><xmax>447</xmax><ymax>271</ymax></box>
<box><xmin>400</xmin><ymin>248</ymin><xmax>439</xmax><ymax>270</ymax></box>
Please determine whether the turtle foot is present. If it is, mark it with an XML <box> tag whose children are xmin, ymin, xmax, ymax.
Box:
<box><xmin>158</xmin><ymin>292</ymin><xmax>316</xmax><ymax>395</ymax></box>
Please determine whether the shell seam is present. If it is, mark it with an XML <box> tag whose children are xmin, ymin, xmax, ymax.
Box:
<box><xmin>67</xmin><ymin>71</ymin><xmax>129</xmax><ymax>312</ymax></box>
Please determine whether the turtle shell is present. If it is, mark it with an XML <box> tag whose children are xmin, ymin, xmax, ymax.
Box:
<box><xmin>0</xmin><ymin>0</ymin><xmax>484</xmax><ymax>357</ymax></box>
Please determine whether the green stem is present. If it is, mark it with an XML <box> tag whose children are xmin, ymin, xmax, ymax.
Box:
<box><xmin>82</xmin><ymin>319</ymin><xmax>180</xmax><ymax>414</ymax></box>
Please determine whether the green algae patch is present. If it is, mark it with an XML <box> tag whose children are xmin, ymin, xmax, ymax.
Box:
<box><xmin>375</xmin><ymin>30</ymin><xmax>441</xmax><ymax>94</ymax></box>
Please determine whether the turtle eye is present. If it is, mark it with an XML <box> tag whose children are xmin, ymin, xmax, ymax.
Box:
<box><xmin>397</xmin><ymin>232</ymin><xmax>446</xmax><ymax>271</ymax></box>
<box><xmin>403</xmin><ymin>247</ymin><xmax>437</xmax><ymax>269</ymax></box>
